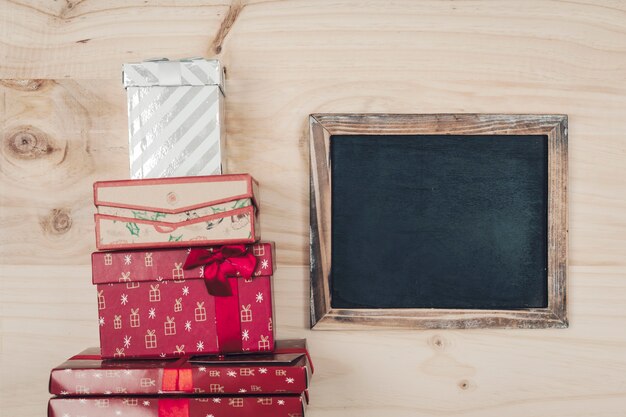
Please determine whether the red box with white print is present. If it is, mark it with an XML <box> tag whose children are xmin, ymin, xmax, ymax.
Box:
<box><xmin>48</xmin><ymin>394</ymin><xmax>307</xmax><ymax>417</ymax></box>
<box><xmin>49</xmin><ymin>340</ymin><xmax>312</xmax><ymax>396</ymax></box>
<box><xmin>92</xmin><ymin>242</ymin><xmax>275</xmax><ymax>359</ymax></box>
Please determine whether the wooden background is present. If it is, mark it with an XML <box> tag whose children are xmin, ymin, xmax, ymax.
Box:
<box><xmin>1</xmin><ymin>1</ymin><xmax>625</xmax><ymax>416</ymax></box>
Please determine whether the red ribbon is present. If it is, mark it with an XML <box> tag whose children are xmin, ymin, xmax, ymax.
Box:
<box><xmin>184</xmin><ymin>245</ymin><xmax>257</xmax><ymax>353</ymax></box>
<box><xmin>215</xmin><ymin>278</ymin><xmax>242</xmax><ymax>353</ymax></box>
<box><xmin>162</xmin><ymin>369</ymin><xmax>193</xmax><ymax>392</ymax></box>
<box><xmin>183</xmin><ymin>245</ymin><xmax>257</xmax><ymax>296</ymax></box>
<box><xmin>158</xmin><ymin>399</ymin><xmax>189</xmax><ymax>417</ymax></box>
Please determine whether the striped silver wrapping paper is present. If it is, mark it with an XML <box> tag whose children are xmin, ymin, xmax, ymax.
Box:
<box><xmin>123</xmin><ymin>58</ymin><xmax>226</xmax><ymax>179</ymax></box>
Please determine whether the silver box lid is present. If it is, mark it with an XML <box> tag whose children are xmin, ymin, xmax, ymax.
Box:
<box><xmin>123</xmin><ymin>58</ymin><xmax>225</xmax><ymax>93</ymax></box>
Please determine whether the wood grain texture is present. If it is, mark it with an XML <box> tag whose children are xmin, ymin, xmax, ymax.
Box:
<box><xmin>310</xmin><ymin>114</ymin><xmax>568</xmax><ymax>330</ymax></box>
<box><xmin>2</xmin><ymin>1</ymin><xmax>626</xmax><ymax>416</ymax></box>
<box><xmin>0</xmin><ymin>1</ymin><xmax>231</xmax><ymax>78</ymax></box>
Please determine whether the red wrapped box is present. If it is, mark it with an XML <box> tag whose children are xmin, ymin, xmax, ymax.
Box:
<box><xmin>92</xmin><ymin>242</ymin><xmax>275</xmax><ymax>358</ymax></box>
<box><xmin>49</xmin><ymin>394</ymin><xmax>306</xmax><ymax>417</ymax></box>
<box><xmin>49</xmin><ymin>340</ymin><xmax>312</xmax><ymax>396</ymax></box>
<box><xmin>94</xmin><ymin>174</ymin><xmax>260</xmax><ymax>250</ymax></box>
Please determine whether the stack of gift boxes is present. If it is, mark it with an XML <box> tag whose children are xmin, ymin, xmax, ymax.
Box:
<box><xmin>47</xmin><ymin>59</ymin><xmax>312</xmax><ymax>417</ymax></box>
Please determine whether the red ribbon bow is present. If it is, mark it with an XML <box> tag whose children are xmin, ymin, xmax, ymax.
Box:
<box><xmin>183</xmin><ymin>245</ymin><xmax>257</xmax><ymax>296</ymax></box>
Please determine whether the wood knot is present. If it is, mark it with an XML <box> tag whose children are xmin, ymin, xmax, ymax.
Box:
<box><xmin>0</xmin><ymin>79</ymin><xmax>49</xmax><ymax>91</ymax></box>
<box><xmin>210</xmin><ymin>1</ymin><xmax>243</xmax><ymax>55</ymax></box>
<box><xmin>428</xmin><ymin>335</ymin><xmax>447</xmax><ymax>351</ymax></box>
<box><xmin>40</xmin><ymin>208</ymin><xmax>73</xmax><ymax>235</ymax></box>
<box><xmin>5</xmin><ymin>127</ymin><xmax>53</xmax><ymax>159</ymax></box>
<box><xmin>458</xmin><ymin>379</ymin><xmax>474</xmax><ymax>391</ymax></box>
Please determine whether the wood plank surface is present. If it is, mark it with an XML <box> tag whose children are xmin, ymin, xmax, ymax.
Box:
<box><xmin>2</xmin><ymin>1</ymin><xmax>626</xmax><ymax>416</ymax></box>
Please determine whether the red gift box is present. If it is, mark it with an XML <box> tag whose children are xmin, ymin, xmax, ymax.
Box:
<box><xmin>49</xmin><ymin>340</ymin><xmax>313</xmax><ymax>396</ymax></box>
<box><xmin>49</xmin><ymin>394</ymin><xmax>306</xmax><ymax>417</ymax></box>
<box><xmin>92</xmin><ymin>242</ymin><xmax>275</xmax><ymax>358</ymax></box>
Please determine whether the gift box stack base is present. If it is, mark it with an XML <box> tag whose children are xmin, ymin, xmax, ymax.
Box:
<box><xmin>48</xmin><ymin>173</ymin><xmax>313</xmax><ymax>416</ymax></box>
<box><xmin>48</xmin><ymin>340</ymin><xmax>313</xmax><ymax>417</ymax></box>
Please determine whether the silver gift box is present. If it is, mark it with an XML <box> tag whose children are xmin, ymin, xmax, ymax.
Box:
<box><xmin>123</xmin><ymin>58</ymin><xmax>226</xmax><ymax>179</ymax></box>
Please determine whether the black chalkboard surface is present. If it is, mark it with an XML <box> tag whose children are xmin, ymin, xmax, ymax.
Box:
<box><xmin>330</xmin><ymin>134</ymin><xmax>549</xmax><ymax>310</ymax></box>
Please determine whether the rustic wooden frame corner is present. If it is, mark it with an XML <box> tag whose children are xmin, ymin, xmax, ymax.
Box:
<box><xmin>309</xmin><ymin>113</ymin><xmax>568</xmax><ymax>330</ymax></box>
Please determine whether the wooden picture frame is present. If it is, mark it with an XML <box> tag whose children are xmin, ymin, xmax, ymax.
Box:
<box><xmin>309</xmin><ymin>114</ymin><xmax>568</xmax><ymax>330</ymax></box>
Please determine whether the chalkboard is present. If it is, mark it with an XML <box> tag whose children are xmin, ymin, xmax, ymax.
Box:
<box><xmin>310</xmin><ymin>114</ymin><xmax>568</xmax><ymax>329</ymax></box>
<box><xmin>330</xmin><ymin>134</ymin><xmax>548</xmax><ymax>310</ymax></box>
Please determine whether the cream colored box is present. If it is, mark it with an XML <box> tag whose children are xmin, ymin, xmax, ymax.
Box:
<box><xmin>93</xmin><ymin>174</ymin><xmax>259</xmax><ymax>250</ymax></box>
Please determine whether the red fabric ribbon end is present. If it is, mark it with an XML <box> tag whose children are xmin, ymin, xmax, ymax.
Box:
<box><xmin>162</xmin><ymin>368</ymin><xmax>194</xmax><ymax>393</ymax></box>
<box><xmin>158</xmin><ymin>399</ymin><xmax>189</xmax><ymax>417</ymax></box>
<box><xmin>178</xmin><ymin>369</ymin><xmax>193</xmax><ymax>391</ymax></box>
